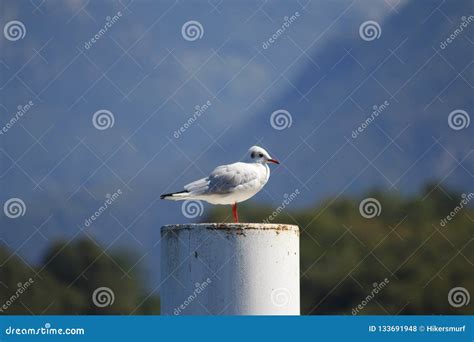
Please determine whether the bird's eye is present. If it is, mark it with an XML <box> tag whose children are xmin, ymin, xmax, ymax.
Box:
<box><xmin>258</xmin><ymin>153</ymin><xmax>263</xmax><ymax>157</ymax></box>
<box><xmin>251</xmin><ymin>152</ymin><xmax>256</xmax><ymax>158</ymax></box>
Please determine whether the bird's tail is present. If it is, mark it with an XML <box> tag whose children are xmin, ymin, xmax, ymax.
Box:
<box><xmin>160</xmin><ymin>190</ymin><xmax>190</xmax><ymax>201</ymax></box>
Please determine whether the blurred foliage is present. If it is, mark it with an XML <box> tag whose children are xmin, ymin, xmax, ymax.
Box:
<box><xmin>0</xmin><ymin>239</ymin><xmax>159</xmax><ymax>315</ymax></box>
<box><xmin>206</xmin><ymin>183</ymin><xmax>474</xmax><ymax>315</ymax></box>
<box><xmin>1</xmin><ymin>183</ymin><xmax>472</xmax><ymax>315</ymax></box>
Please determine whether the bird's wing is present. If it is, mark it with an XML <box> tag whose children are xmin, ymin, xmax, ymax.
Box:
<box><xmin>184</xmin><ymin>162</ymin><xmax>259</xmax><ymax>195</ymax></box>
<box><xmin>207</xmin><ymin>162</ymin><xmax>260</xmax><ymax>194</ymax></box>
<box><xmin>184</xmin><ymin>177</ymin><xmax>210</xmax><ymax>194</ymax></box>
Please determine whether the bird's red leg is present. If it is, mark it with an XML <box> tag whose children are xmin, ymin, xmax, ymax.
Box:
<box><xmin>232</xmin><ymin>203</ymin><xmax>239</xmax><ymax>223</ymax></box>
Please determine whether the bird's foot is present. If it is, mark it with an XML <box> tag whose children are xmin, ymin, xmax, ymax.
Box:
<box><xmin>232</xmin><ymin>203</ymin><xmax>239</xmax><ymax>223</ymax></box>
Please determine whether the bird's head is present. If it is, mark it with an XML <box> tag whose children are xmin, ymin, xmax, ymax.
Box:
<box><xmin>247</xmin><ymin>146</ymin><xmax>280</xmax><ymax>165</ymax></box>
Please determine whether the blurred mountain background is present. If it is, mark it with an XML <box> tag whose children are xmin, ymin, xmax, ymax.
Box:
<box><xmin>0</xmin><ymin>0</ymin><xmax>473</xmax><ymax>314</ymax></box>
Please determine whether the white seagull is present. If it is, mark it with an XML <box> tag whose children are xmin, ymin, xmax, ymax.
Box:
<box><xmin>160</xmin><ymin>146</ymin><xmax>280</xmax><ymax>222</ymax></box>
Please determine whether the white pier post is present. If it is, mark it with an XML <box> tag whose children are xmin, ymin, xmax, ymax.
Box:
<box><xmin>160</xmin><ymin>223</ymin><xmax>300</xmax><ymax>315</ymax></box>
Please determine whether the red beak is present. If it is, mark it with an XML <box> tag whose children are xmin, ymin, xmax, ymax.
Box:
<box><xmin>268</xmin><ymin>159</ymin><xmax>280</xmax><ymax>164</ymax></box>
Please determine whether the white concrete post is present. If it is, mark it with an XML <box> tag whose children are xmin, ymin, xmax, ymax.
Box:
<box><xmin>160</xmin><ymin>223</ymin><xmax>300</xmax><ymax>315</ymax></box>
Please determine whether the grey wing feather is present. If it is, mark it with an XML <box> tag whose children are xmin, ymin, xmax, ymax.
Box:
<box><xmin>184</xmin><ymin>177</ymin><xmax>210</xmax><ymax>194</ymax></box>
<box><xmin>206</xmin><ymin>163</ymin><xmax>258</xmax><ymax>194</ymax></box>
<box><xmin>184</xmin><ymin>163</ymin><xmax>259</xmax><ymax>195</ymax></box>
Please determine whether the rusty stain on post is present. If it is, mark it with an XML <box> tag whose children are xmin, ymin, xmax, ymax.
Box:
<box><xmin>162</xmin><ymin>223</ymin><xmax>300</xmax><ymax>235</ymax></box>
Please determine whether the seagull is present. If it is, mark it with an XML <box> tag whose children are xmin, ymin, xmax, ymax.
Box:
<box><xmin>160</xmin><ymin>146</ymin><xmax>280</xmax><ymax>223</ymax></box>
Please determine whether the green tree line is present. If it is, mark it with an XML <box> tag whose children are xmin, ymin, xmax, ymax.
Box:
<box><xmin>1</xmin><ymin>183</ymin><xmax>472</xmax><ymax>315</ymax></box>
<box><xmin>0</xmin><ymin>239</ymin><xmax>159</xmax><ymax>315</ymax></box>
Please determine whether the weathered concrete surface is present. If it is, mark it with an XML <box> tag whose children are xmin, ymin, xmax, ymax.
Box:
<box><xmin>160</xmin><ymin>223</ymin><xmax>300</xmax><ymax>315</ymax></box>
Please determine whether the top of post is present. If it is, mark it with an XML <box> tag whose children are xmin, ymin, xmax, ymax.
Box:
<box><xmin>161</xmin><ymin>223</ymin><xmax>299</xmax><ymax>234</ymax></box>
